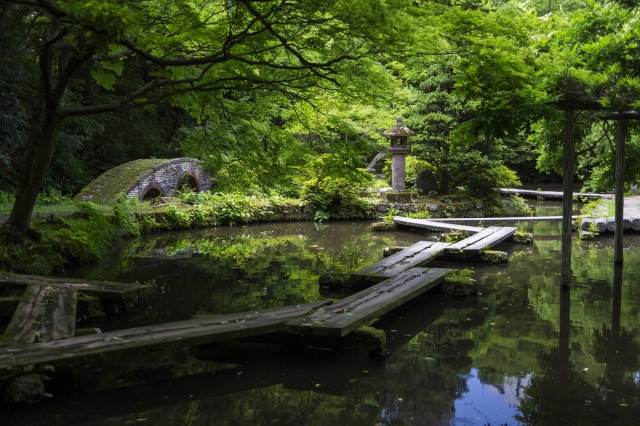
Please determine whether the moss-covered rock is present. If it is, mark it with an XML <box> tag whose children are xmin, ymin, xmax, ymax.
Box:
<box><xmin>3</xmin><ymin>374</ymin><xmax>50</xmax><ymax>404</ymax></box>
<box><xmin>437</xmin><ymin>232</ymin><xmax>469</xmax><ymax>243</ymax></box>
<box><xmin>479</xmin><ymin>250</ymin><xmax>508</xmax><ymax>264</ymax></box>
<box><xmin>512</xmin><ymin>231</ymin><xmax>534</xmax><ymax>245</ymax></box>
<box><xmin>383</xmin><ymin>246</ymin><xmax>405</xmax><ymax>257</ymax></box>
<box><xmin>370</xmin><ymin>221</ymin><xmax>397</xmax><ymax>232</ymax></box>
<box><xmin>442</xmin><ymin>278</ymin><xmax>479</xmax><ymax>296</ymax></box>
<box><xmin>342</xmin><ymin>326</ymin><xmax>387</xmax><ymax>353</ymax></box>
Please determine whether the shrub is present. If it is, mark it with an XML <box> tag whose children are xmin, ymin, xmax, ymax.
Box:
<box><xmin>301</xmin><ymin>178</ymin><xmax>374</xmax><ymax>220</ymax></box>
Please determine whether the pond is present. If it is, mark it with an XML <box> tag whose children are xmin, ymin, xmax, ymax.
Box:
<box><xmin>3</xmin><ymin>201</ymin><xmax>640</xmax><ymax>425</ymax></box>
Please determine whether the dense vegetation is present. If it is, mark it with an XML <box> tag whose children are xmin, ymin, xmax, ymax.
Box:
<box><xmin>2</xmin><ymin>0</ymin><xmax>640</xmax><ymax>238</ymax></box>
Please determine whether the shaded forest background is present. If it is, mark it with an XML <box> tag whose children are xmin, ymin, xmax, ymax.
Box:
<box><xmin>3</xmin><ymin>0</ymin><xmax>640</xmax><ymax>221</ymax></box>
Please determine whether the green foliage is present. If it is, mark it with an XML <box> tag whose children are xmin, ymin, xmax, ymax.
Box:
<box><xmin>443</xmin><ymin>269</ymin><xmax>479</xmax><ymax>296</ymax></box>
<box><xmin>512</xmin><ymin>231</ymin><xmax>535</xmax><ymax>245</ymax></box>
<box><xmin>408</xmin><ymin>209</ymin><xmax>433</xmax><ymax>219</ymax></box>
<box><xmin>444</xmin><ymin>151</ymin><xmax>522</xmax><ymax>197</ymax></box>
<box><xmin>509</xmin><ymin>195</ymin><xmax>534</xmax><ymax>216</ymax></box>
<box><xmin>111</xmin><ymin>197</ymin><xmax>143</xmax><ymax>237</ymax></box>
<box><xmin>301</xmin><ymin>179</ymin><xmax>374</xmax><ymax>220</ymax></box>
<box><xmin>313</xmin><ymin>210</ymin><xmax>331</xmax><ymax>223</ymax></box>
<box><xmin>36</xmin><ymin>189</ymin><xmax>74</xmax><ymax>206</ymax></box>
<box><xmin>404</xmin><ymin>157</ymin><xmax>435</xmax><ymax>189</ymax></box>
<box><xmin>383</xmin><ymin>207</ymin><xmax>402</xmax><ymax>222</ymax></box>
<box><xmin>0</xmin><ymin>208</ymin><xmax>124</xmax><ymax>274</ymax></box>
<box><xmin>444</xmin><ymin>268</ymin><xmax>474</xmax><ymax>283</ymax></box>
<box><xmin>439</xmin><ymin>232</ymin><xmax>469</xmax><ymax>244</ymax></box>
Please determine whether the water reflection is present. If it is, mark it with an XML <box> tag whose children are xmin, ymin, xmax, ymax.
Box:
<box><xmin>3</xmin><ymin>207</ymin><xmax>640</xmax><ymax>425</ymax></box>
<box><xmin>518</xmin><ymin>265</ymin><xmax>640</xmax><ymax>426</ymax></box>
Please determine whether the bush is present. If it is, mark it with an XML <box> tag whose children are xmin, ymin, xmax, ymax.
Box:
<box><xmin>444</xmin><ymin>151</ymin><xmax>521</xmax><ymax>197</ymax></box>
<box><xmin>300</xmin><ymin>178</ymin><xmax>374</xmax><ymax>220</ymax></box>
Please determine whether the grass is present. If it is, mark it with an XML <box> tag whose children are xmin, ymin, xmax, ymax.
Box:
<box><xmin>0</xmin><ymin>190</ymin><xmax>80</xmax><ymax>217</ymax></box>
<box><xmin>580</xmin><ymin>198</ymin><xmax>615</xmax><ymax>219</ymax></box>
<box><xmin>0</xmin><ymin>190</ymin><xmax>145</xmax><ymax>218</ymax></box>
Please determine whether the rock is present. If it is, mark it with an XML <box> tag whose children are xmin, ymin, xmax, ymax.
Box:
<box><xmin>512</xmin><ymin>232</ymin><xmax>534</xmax><ymax>245</ymax></box>
<box><xmin>480</xmin><ymin>250</ymin><xmax>509</xmax><ymax>264</ymax></box>
<box><xmin>382</xmin><ymin>191</ymin><xmax>415</xmax><ymax>203</ymax></box>
<box><xmin>427</xmin><ymin>204</ymin><xmax>439</xmax><ymax>213</ymax></box>
<box><xmin>442</xmin><ymin>279</ymin><xmax>479</xmax><ymax>296</ymax></box>
<box><xmin>3</xmin><ymin>374</ymin><xmax>49</xmax><ymax>404</ymax></box>
<box><xmin>370</xmin><ymin>222</ymin><xmax>397</xmax><ymax>232</ymax></box>
<box><xmin>414</xmin><ymin>170</ymin><xmax>438</xmax><ymax>194</ymax></box>
<box><xmin>342</xmin><ymin>326</ymin><xmax>386</xmax><ymax>353</ymax></box>
<box><xmin>633</xmin><ymin>218</ymin><xmax>640</xmax><ymax>232</ymax></box>
<box><xmin>383</xmin><ymin>246</ymin><xmax>405</xmax><ymax>257</ymax></box>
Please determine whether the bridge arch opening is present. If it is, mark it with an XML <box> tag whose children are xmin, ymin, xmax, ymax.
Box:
<box><xmin>178</xmin><ymin>172</ymin><xmax>199</xmax><ymax>192</ymax></box>
<box><xmin>141</xmin><ymin>184</ymin><xmax>164</xmax><ymax>201</ymax></box>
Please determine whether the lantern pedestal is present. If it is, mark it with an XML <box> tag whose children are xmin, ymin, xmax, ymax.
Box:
<box><xmin>387</xmin><ymin>146</ymin><xmax>410</xmax><ymax>192</ymax></box>
<box><xmin>381</xmin><ymin>190</ymin><xmax>415</xmax><ymax>203</ymax></box>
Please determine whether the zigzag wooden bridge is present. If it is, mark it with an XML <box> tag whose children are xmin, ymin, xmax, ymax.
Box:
<box><xmin>0</xmin><ymin>221</ymin><xmax>520</xmax><ymax>374</ymax></box>
<box><xmin>349</xmin><ymin>218</ymin><xmax>518</xmax><ymax>284</ymax></box>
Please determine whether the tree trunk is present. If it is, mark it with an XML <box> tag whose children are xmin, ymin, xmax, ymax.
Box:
<box><xmin>4</xmin><ymin>19</ymin><xmax>84</xmax><ymax>237</ymax></box>
<box><xmin>5</xmin><ymin>90</ymin><xmax>61</xmax><ymax>235</ymax></box>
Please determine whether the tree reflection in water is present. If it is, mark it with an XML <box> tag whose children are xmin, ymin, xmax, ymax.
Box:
<box><xmin>518</xmin><ymin>266</ymin><xmax>640</xmax><ymax>425</ymax></box>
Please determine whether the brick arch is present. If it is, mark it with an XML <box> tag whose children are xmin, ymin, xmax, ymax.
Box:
<box><xmin>177</xmin><ymin>171</ymin><xmax>199</xmax><ymax>192</ymax></box>
<box><xmin>74</xmin><ymin>157</ymin><xmax>213</xmax><ymax>204</ymax></box>
<box><xmin>140</xmin><ymin>183</ymin><xmax>165</xmax><ymax>201</ymax></box>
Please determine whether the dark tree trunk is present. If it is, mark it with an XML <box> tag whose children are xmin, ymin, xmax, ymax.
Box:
<box><xmin>6</xmin><ymin>92</ymin><xmax>61</xmax><ymax>234</ymax></box>
<box><xmin>4</xmin><ymin>20</ymin><xmax>74</xmax><ymax>236</ymax></box>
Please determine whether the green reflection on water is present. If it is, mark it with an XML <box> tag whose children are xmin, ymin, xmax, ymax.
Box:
<box><xmin>7</xmin><ymin>213</ymin><xmax>640</xmax><ymax>426</ymax></box>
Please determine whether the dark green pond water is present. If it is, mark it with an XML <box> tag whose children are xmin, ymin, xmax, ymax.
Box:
<box><xmin>4</xmin><ymin>201</ymin><xmax>640</xmax><ymax>425</ymax></box>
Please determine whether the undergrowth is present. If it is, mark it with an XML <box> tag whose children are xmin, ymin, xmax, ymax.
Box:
<box><xmin>0</xmin><ymin>200</ymin><xmax>140</xmax><ymax>275</ymax></box>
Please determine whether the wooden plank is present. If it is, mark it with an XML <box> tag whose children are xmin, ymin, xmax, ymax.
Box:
<box><xmin>499</xmin><ymin>188</ymin><xmax>611</xmax><ymax>200</ymax></box>
<box><xmin>286</xmin><ymin>267</ymin><xmax>448</xmax><ymax>337</ymax></box>
<box><xmin>0</xmin><ymin>273</ymin><xmax>153</xmax><ymax>299</ymax></box>
<box><xmin>354</xmin><ymin>241</ymin><xmax>436</xmax><ymax>276</ymax></box>
<box><xmin>393</xmin><ymin>217</ymin><xmax>484</xmax><ymax>234</ymax></box>
<box><xmin>1</xmin><ymin>285</ymin><xmax>77</xmax><ymax>346</ymax></box>
<box><xmin>417</xmin><ymin>215</ymin><xmax>577</xmax><ymax>222</ymax></box>
<box><xmin>444</xmin><ymin>226</ymin><xmax>504</xmax><ymax>252</ymax></box>
<box><xmin>352</xmin><ymin>241</ymin><xmax>450</xmax><ymax>280</ymax></box>
<box><xmin>0</xmin><ymin>301</ymin><xmax>331</xmax><ymax>368</ymax></box>
<box><xmin>461</xmin><ymin>226</ymin><xmax>517</xmax><ymax>254</ymax></box>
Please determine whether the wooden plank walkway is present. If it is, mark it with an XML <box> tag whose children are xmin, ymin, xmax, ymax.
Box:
<box><xmin>286</xmin><ymin>267</ymin><xmax>448</xmax><ymax>337</ymax></box>
<box><xmin>0</xmin><ymin>301</ymin><xmax>330</xmax><ymax>368</ymax></box>
<box><xmin>394</xmin><ymin>216</ymin><xmax>484</xmax><ymax>233</ymax></box>
<box><xmin>351</xmin><ymin>241</ymin><xmax>450</xmax><ymax>282</ymax></box>
<box><xmin>419</xmin><ymin>215</ymin><xmax>577</xmax><ymax>222</ymax></box>
<box><xmin>1</xmin><ymin>285</ymin><xmax>77</xmax><ymax>346</ymax></box>
<box><xmin>0</xmin><ymin>273</ymin><xmax>153</xmax><ymax>299</ymax></box>
<box><xmin>499</xmin><ymin>188</ymin><xmax>611</xmax><ymax>200</ymax></box>
<box><xmin>444</xmin><ymin>226</ymin><xmax>517</xmax><ymax>255</ymax></box>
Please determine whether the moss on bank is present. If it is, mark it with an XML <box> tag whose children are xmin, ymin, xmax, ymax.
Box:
<box><xmin>0</xmin><ymin>192</ymin><xmax>521</xmax><ymax>275</ymax></box>
<box><xmin>0</xmin><ymin>203</ymin><xmax>136</xmax><ymax>275</ymax></box>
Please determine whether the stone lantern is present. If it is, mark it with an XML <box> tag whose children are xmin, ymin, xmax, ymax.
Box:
<box><xmin>384</xmin><ymin>116</ymin><xmax>415</xmax><ymax>191</ymax></box>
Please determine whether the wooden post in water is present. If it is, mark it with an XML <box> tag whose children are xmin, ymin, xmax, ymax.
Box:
<box><xmin>614</xmin><ymin>119</ymin><xmax>626</xmax><ymax>264</ymax></box>
<box><xmin>561</xmin><ymin>109</ymin><xmax>575</xmax><ymax>289</ymax></box>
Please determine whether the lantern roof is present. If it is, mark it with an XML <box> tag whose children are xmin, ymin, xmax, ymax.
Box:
<box><xmin>383</xmin><ymin>117</ymin><xmax>416</xmax><ymax>137</ymax></box>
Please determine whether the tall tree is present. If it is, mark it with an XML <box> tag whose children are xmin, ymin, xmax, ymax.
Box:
<box><xmin>1</xmin><ymin>0</ymin><xmax>414</xmax><ymax>237</ymax></box>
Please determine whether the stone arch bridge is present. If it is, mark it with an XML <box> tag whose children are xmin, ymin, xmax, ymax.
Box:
<box><xmin>74</xmin><ymin>158</ymin><xmax>212</xmax><ymax>204</ymax></box>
